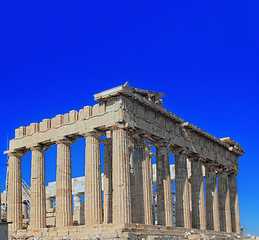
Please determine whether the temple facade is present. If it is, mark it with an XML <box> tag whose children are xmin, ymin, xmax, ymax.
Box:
<box><xmin>4</xmin><ymin>84</ymin><xmax>244</xmax><ymax>239</ymax></box>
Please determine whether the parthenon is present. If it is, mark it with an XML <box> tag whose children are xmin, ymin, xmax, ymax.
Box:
<box><xmin>3</xmin><ymin>83</ymin><xmax>244</xmax><ymax>239</ymax></box>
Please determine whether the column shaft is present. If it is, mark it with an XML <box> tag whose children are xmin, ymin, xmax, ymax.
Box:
<box><xmin>30</xmin><ymin>146</ymin><xmax>46</xmax><ymax>228</ymax></box>
<box><xmin>7</xmin><ymin>153</ymin><xmax>23</xmax><ymax>231</ymax></box>
<box><xmin>175</xmin><ymin>151</ymin><xmax>191</xmax><ymax>228</ymax></box>
<box><xmin>134</xmin><ymin>137</ymin><xmax>153</xmax><ymax>224</ymax></box>
<box><xmin>73</xmin><ymin>194</ymin><xmax>84</xmax><ymax>225</ymax></box>
<box><xmin>112</xmin><ymin>128</ymin><xmax>131</xmax><ymax>224</ymax></box>
<box><xmin>218</xmin><ymin>171</ymin><xmax>232</xmax><ymax>232</ymax></box>
<box><xmin>191</xmin><ymin>159</ymin><xmax>206</xmax><ymax>230</ymax></box>
<box><xmin>85</xmin><ymin>134</ymin><xmax>102</xmax><ymax>224</ymax></box>
<box><xmin>103</xmin><ymin>139</ymin><xmax>113</xmax><ymax>224</ymax></box>
<box><xmin>56</xmin><ymin>140</ymin><xmax>73</xmax><ymax>227</ymax></box>
<box><xmin>156</xmin><ymin>145</ymin><xmax>173</xmax><ymax>226</ymax></box>
<box><xmin>229</xmin><ymin>174</ymin><xmax>241</xmax><ymax>234</ymax></box>
<box><xmin>129</xmin><ymin>145</ymin><xmax>135</xmax><ymax>222</ymax></box>
<box><xmin>205</xmin><ymin>165</ymin><xmax>220</xmax><ymax>231</ymax></box>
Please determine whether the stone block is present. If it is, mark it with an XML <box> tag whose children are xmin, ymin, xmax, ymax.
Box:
<box><xmin>69</xmin><ymin>110</ymin><xmax>78</xmax><ymax>123</ymax></box>
<box><xmin>39</xmin><ymin>119</ymin><xmax>51</xmax><ymax>132</ymax></box>
<box><xmin>63</xmin><ymin>113</ymin><xmax>69</xmax><ymax>125</ymax></box>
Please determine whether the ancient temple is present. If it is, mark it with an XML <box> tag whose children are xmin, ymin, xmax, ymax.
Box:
<box><xmin>4</xmin><ymin>83</ymin><xmax>244</xmax><ymax>239</ymax></box>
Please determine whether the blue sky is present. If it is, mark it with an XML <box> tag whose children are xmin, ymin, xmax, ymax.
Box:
<box><xmin>0</xmin><ymin>1</ymin><xmax>258</xmax><ymax>236</ymax></box>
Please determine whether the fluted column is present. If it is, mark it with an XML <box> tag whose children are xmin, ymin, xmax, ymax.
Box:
<box><xmin>85</xmin><ymin>132</ymin><xmax>102</xmax><ymax>225</ymax></box>
<box><xmin>174</xmin><ymin>150</ymin><xmax>191</xmax><ymax>228</ymax></box>
<box><xmin>129</xmin><ymin>144</ymin><xmax>135</xmax><ymax>222</ymax></box>
<box><xmin>218</xmin><ymin>170</ymin><xmax>232</xmax><ymax>232</ymax></box>
<box><xmin>229</xmin><ymin>174</ymin><xmax>241</xmax><ymax>234</ymax></box>
<box><xmin>112</xmin><ymin>128</ymin><xmax>131</xmax><ymax>224</ymax></box>
<box><xmin>155</xmin><ymin>142</ymin><xmax>173</xmax><ymax>226</ymax></box>
<box><xmin>205</xmin><ymin>165</ymin><xmax>220</xmax><ymax>231</ymax></box>
<box><xmin>190</xmin><ymin>158</ymin><xmax>206</xmax><ymax>230</ymax></box>
<box><xmin>56</xmin><ymin>139</ymin><xmax>74</xmax><ymax>227</ymax></box>
<box><xmin>102</xmin><ymin>138</ymin><xmax>113</xmax><ymax>224</ymax></box>
<box><xmin>7</xmin><ymin>151</ymin><xmax>25</xmax><ymax>231</ymax></box>
<box><xmin>134</xmin><ymin>135</ymin><xmax>153</xmax><ymax>224</ymax></box>
<box><xmin>30</xmin><ymin>145</ymin><xmax>48</xmax><ymax>229</ymax></box>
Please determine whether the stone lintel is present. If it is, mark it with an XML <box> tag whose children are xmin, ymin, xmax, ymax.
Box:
<box><xmin>182</xmin><ymin>122</ymin><xmax>244</xmax><ymax>157</ymax></box>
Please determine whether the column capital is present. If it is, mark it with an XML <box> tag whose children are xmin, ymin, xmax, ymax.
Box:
<box><xmin>56</xmin><ymin>137</ymin><xmax>77</xmax><ymax>145</ymax></box>
<box><xmin>84</xmin><ymin>130</ymin><xmax>104</xmax><ymax>139</ymax></box>
<box><xmin>100</xmin><ymin>138</ymin><xmax>112</xmax><ymax>146</ymax></box>
<box><xmin>6</xmin><ymin>150</ymin><xmax>26</xmax><ymax>158</ymax></box>
<box><xmin>129</xmin><ymin>130</ymin><xmax>147</xmax><ymax>140</ymax></box>
<box><xmin>30</xmin><ymin>144</ymin><xmax>50</xmax><ymax>152</ymax></box>
<box><xmin>170</xmin><ymin>147</ymin><xmax>187</xmax><ymax>156</ymax></box>
<box><xmin>152</xmin><ymin>140</ymin><xmax>169</xmax><ymax>149</ymax></box>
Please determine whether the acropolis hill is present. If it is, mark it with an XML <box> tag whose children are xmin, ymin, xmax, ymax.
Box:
<box><xmin>3</xmin><ymin>83</ymin><xmax>244</xmax><ymax>239</ymax></box>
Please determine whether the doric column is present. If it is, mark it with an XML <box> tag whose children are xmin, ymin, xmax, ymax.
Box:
<box><xmin>85</xmin><ymin>132</ymin><xmax>103</xmax><ymax>225</ymax></box>
<box><xmin>112</xmin><ymin>128</ymin><xmax>131</xmax><ymax>224</ymax></box>
<box><xmin>30</xmin><ymin>145</ymin><xmax>48</xmax><ymax>229</ymax></box>
<box><xmin>229</xmin><ymin>173</ymin><xmax>241</xmax><ymax>234</ymax></box>
<box><xmin>218</xmin><ymin>170</ymin><xmax>232</xmax><ymax>232</ymax></box>
<box><xmin>129</xmin><ymin>143</ymin><xmax>135</xmax><ymax>222</ymax></box>
<box><xmin>155</xmin><ymin>142</ymin><xmax>173</xmax><ymax>226</ymax></box>
<box><xmin>174</xmin><ymin>150</ymin><xmax>191</xmax><ymax>228</ymax></box>
<box><xmin>7</xmin><ymin>151</ymin><xmax>25</xmax><ymax>231</ymax></box>
<box><xmin>205</xmin><ymin>165</ymin><xmax>220</xmax><ymax>231</ymax></box>
<box><xmin>56</xmin><ymin>138</ymin><xmax>75</xmax><ymax>227</ymax></box>
<box><xmin>73</xmin><ymin>194</ymin><xmax>84</xmax><ymax>225</ymax></box>
<box><xmin>134</xmin><ymin>134</ymin><xmax>153</xmax><ymax>225</ymax></box>
<box><xmin>190</xmin><ymin>157</ymin><xmax>206</xmax><ymax>230</ymax></box>
<box><xmin>102</xmin><ymin>138</ymin><xmax>113</xmax><ymax>224</ymax></box>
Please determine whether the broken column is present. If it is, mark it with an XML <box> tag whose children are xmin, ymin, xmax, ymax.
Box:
<box><xmin>73</xmin><ymin>194</ymin><xmax>84</xmax><ymax>225</ymax></box>
<box><xmin>112</xmin><ymin>128</ymin><xmax>132</xmax><ymax>224</ymax></box>
<box><xmin>56</xmin><ymin>139</ymin><xmax>74</xmax><ymax>227</ymax></box>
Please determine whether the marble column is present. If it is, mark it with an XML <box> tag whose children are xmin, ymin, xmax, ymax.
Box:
<box><xmin>30</xmin><ymin>145</ymin><xmax>48</xmax><ymax>229</ymax></box>
<box><xmin>156</xmin><ymin>143</ymin><xmax>173</xmax><ymax>226</ymax></box>
<box><xmin>129</xmin><ymin>144</ymin><xmax>135</xmax><ymax>222</ymax></box>
<box><xmin>56</xmin><ymin>139</ymin><xmax>74</xmax><ymax>227</ymax></box>
<box><xmin>190</xmin><ymin>158</ymin><xmax>206</xmax><ymax>230</ymax></box>
<box><xmin>218</xmin><ymin>170</ymin><xmax>232</xmax><ymax>232</ymax></box>
<box><xmin>85</xmin><ymin>132</ymin><xmax>102</xmax><ymax>225</ymax></box>
<box><xmin>102</xmin><ymin>139</ymin><xmax>113</xmax><ymax>224</ymax></box>
<box><xmin>73</xmin><ymin>194</ymin><xmax>84</xmax><ymax>225</ymax></box>
<box><xmin>205</xmin><ymin>165</ymin><xmax>220</xmax><ymax>231</ymax></box>
<box><xmin>134</xmin><ymin>135</ymin><xmax>153</xmax><ymax>225</ymax></box>
<box><xmin>46</xmin><ymin>198</ymin><xmax>53</xmax><ymax>210</ymax></box>
<box><xmin>7</xmin><ymin>152</ymin><xmax>24</xmax><ymax>231</ymax></box>
<box><xmin>22</xmin><ymin>202</ymin><xmax>28</xmax><ymax>219</ymax></box>
<box><xmin>174</xmin><ymin>150</ymin><xmax>191</xmax><ymax>228</ymax></box>
<box><xmin>229</xmin><ymin>174</ymin><xmax>241</xmax><ymax>234</ymax></box>
<box><xmin>112</xmin><ymin>128</ymin><xmax>131</xmax><ymax>224</ymax></box>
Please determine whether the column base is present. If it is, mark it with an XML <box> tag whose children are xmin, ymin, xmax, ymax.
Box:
<box><xmin>13</xmin><ymin>223</ymin><xmax>244</xmax><ymax>240</ymax></box>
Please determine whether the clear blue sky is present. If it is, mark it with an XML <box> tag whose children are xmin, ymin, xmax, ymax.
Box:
<box><xmin>0</xmin><ymin>1</ymin><xmax>258</xmax><ymax>236</ymax></box>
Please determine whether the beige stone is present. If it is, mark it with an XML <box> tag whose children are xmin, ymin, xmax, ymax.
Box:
<box><xmin>3</xmin><ymin>84</ymin><xmax>245</xmax><ymax>239</ymax></box>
